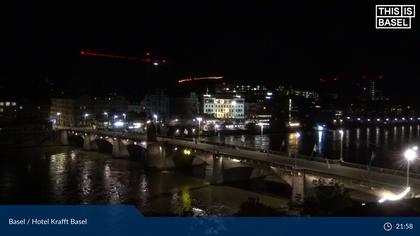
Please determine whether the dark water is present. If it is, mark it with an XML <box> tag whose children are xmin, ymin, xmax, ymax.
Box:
<box><xmin>205</xmin><ymin>125</ymin><xmax>420</xmax><ymax>171</ymax></box>
<box><xmin>0</xmin><ymin>147</ymin><xmax>289</xmax><ymax>216</ymax></box>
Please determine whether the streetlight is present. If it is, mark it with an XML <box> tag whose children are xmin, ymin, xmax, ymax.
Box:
<box><xmin>196</xmin><ymin>117</ymin><xmax>203</xmax><ymax>140</ymax></box>
<box><xmin>339</xmin><ymin>129</ymin><xmax>344</xmax><ymax>162</ymax></box>
<box><xmin>153</xmin><ymin>114</ymin><xmax>158</xmax><ymax>123</ymax></box>
<box><xmin>294</xmin><ymin>132</ymin><xmax>301</xmax><ymax>168</ymax></box>
<box><xmin>404</xmin><ymin>147</ymin><xmax>417</xmax><ymax>187</ymax></box>
<box><xmin>83</xmin><ymin>113</ymin><xmax>89</xmax><ymax>127</ymax></box>
<box><xmin>55</xmin><ymin>112</ymin><xmax>61</xmax><ymax>127</ymax></box>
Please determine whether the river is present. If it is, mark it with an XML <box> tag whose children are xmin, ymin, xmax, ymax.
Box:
<box><xmin>0</xmin><ymin>146</ymin><xmax>290</xmax><ymax>216</ymax></box>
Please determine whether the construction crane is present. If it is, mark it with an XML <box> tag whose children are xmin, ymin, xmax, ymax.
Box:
<box><xmin>79</xmin><ymin>49</ymin><xmax>166</xmax><ymax>66</ymax></box>
<box><xmin>177</xmin><ymin>76</ymin><xmax>223</xmax><ymax>83</ymax></box>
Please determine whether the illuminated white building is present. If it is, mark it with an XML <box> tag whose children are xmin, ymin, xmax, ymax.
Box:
<box><xmin>203</xmin><ymin>95</ymin><xmax>244</xmax><ymax>120</ymax></box>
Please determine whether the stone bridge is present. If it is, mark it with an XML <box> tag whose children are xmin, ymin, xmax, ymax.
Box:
<box><xmin>57</xmin><ymin>129</ymin><xmax>420</xmax><ymax>204</ymax></box>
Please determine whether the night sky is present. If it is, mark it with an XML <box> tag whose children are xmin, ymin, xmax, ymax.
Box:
<box><xmin>1</xmin><ymin>1</ymin><xmax>418</xmax><ymax>100</ymax></box>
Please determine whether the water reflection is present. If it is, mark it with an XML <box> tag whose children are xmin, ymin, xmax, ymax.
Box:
<box><xmin>0</xmin><ymin>147</ymin><xmax>290</xmax><ymax>215</ymax></box>
<box><xmin>49</xmin><ymin>153</ymin><xmax>66</xmax><ymax>201</ymax></box>
<box><xmin>288</xmin><ymin>132</ymin><xmax>300</xmax><ymax>155</ymax></box>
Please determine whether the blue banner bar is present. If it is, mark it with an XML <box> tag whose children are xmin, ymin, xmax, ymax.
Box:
<box><xmin>0</xmin><ymin>206</ymin><xmax>419</xmax><ymax>236</ymax></box>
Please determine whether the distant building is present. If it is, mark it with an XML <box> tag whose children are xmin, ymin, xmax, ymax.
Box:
<box><xmin>277</xmin><ymin>86</ymin><xmax>319</xmax><ymax>100</ymax></box>
<box><xmin>0</xmin><ymin>100</ymin><xmax>17</xmax><ymax>115</ymax></box>
<box><xmin>128</xmin><ymin>104</ymin><xmax>142</xmax><ymax>113</ymax></box>
<box><xmin>50</xmin><ymin>95</ymin><xmax>130</xmax><ymax>127</ymax></box>
<box><xmin>203</xmin><ymin>94</ymin><xmax>244</xmax><ymax>120</ymax></box>
<box><xmin>50</xmin><ymin>98</ymin><xmax>76</xmax><ymax>126</ymax></box>
<box><xmin>140</xmin><ymin>91</ymin><xmax>170</xmax><ymax>120</ymax></box>
<box><xmin>369</xmin><ymin>79</ymin><xmax>376</xmax><ymax>101</ymax></box>
<box><xmin>169</xmin><ymin>92</ymin><xmax>200</xmax><ymax>118</ymax></box>
<box><xmin>0</xmin><ymin>100</ymin><xmax>18</xmax><ymax>124</ymax></box>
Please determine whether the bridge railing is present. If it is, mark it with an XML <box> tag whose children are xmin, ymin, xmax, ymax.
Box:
<box><xmin>340</xmin><ymin>160</ymin><xmax>420</xmax><ymax>179</ymax></box>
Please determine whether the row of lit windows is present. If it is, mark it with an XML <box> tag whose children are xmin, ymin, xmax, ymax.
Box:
<box><xmin>204</xmin><ymin>104</ymin><xmax>243</xmax><ymax>108</ymax></box>
<box><xmin>215</xmin><ymin>113</ymin><xmax>244</xmax><ymax>118</ymax></box>
<box><xmin>204</xmin><ymin>99</ymin><xmax>244</xmax><ymax>104</ymax></box>
<box><xmin>205</xmin><ymin>109</ymin><xmax>243</xmax><ymax>113</ymax></box>
<box><xmin>0</xmin><ymin>102</ymin><xmax>16</xmax><ymax>107</ymax></box>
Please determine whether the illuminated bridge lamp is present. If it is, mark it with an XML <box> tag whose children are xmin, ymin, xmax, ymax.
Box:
<box><xmin>196</xmin><ymin>117</ymin><xmax>203</xmax><ymax>140</ymax></box>
<box><xmin>404</xmin><ymin>147</ymin><xmax>417</xmax><ymax>187</ymax></box>
<box><xmin>183</xmin><ymin>149</ymin><xmax>191</xmax><ymax>156</ymax></box>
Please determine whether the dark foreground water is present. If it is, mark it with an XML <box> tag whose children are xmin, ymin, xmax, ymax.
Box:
<box><xmin>0</xmin><ymin>146</ymin><xmax>290</xmax><ymax>216</ymax></box>
<box><xmin>205</xmin><ymin>125</ymin><xmax>420</xmax><ymax>171</ymax></box>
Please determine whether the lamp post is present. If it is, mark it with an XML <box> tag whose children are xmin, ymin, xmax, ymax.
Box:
<box><xmin>153</xmin><ymin>114</ymin><xmax>158</xmax><ymax>136</ymax></box>
<box><xmin>294</xmin><ymin>132</ymin><xmax>301</xmax><ymax>168</ymax></box>
<box><xmin>404</xmin><ymin>147</ymin><xmax>417</xmax><ymax>187</ymax></box>
<box><xmin>339</xmin><ymin>129</ymin><xmax>344</xmax><ymax>162</ymax></box>
<box><xmin>196</xmin><ymin>117</ymin><xmax>203</xmax><ymax>140</ymax></box>
<box><xmin>83</xmin><ymin>113</ymin><xmax>89</xmax><ymax>127</ymax></box>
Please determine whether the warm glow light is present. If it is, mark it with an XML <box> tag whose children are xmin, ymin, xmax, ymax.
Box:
<box><xmin>288</xmin><ymin>122</ymin><xmax>300</xmax><ymax>127</ymax></box>
<box><xmin>378</xmin><ymin>187</ymin><xmax>411</xmax><ymax>203</ymax></box>
<box><xmin>183</xmin><ymin>149</ymin><xmax>191</xmax><ymax>156</ymax></box>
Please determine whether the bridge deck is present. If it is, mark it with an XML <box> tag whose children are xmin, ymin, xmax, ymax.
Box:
<box><xmin>159</xmin><ymin>137</ymin><xmax>420</xmax><ymax>195</ymax></box>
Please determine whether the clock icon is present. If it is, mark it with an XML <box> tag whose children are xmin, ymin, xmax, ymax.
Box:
<box><xmin>384</xmin><ymin>222</ymin><xmax>393</xmax><ymax>231</ymax></box>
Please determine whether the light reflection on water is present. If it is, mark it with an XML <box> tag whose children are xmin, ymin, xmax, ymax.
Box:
<box><xmin>0</xmin><ymin>147</ymin><xmax>289</xmax><ymax>216</ymax></box>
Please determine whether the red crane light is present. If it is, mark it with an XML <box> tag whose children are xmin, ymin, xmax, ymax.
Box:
<box><xmin>80</xmin><ymin>49</ymin><xmax>165</xmax><ymax>65</ymax></box>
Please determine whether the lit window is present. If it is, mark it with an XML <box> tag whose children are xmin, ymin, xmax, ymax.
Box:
<box><xmin>5</xmin><ymin>102</ymin><xmax>10</xmax><ymax>106</ymax></box>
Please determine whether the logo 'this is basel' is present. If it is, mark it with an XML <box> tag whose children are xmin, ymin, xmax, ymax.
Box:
<box><xmin>376</xmin><ymin>5</ymin><xmax>415</xmax><ymax>29</ymax></box>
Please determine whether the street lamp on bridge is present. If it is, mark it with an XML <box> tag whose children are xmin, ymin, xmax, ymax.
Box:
<box><xmin>196</xmin><ymin>117</ymin><xmax>203</xmax><ymax>140</ymax></box>
<box><xmin>404</xmin><ymin>146</ymin><xmax>417</xmax><ymax>187</ymax></box>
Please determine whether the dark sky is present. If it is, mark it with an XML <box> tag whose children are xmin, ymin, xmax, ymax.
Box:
<box><xmin>1</xmin><ymin>1</ymin><xmax>419</xmax><ymax>99</ymax></box>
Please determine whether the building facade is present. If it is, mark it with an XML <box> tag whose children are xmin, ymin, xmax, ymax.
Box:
<box><xmin>203</xmin><ymin>95</ymin><xmax>245</xmax><ymax>120</ymax></box>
